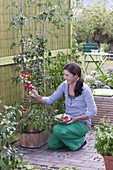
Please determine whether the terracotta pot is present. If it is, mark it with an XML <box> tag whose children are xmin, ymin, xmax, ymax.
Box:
<box><xmin>103</xmin><ymin>155</ymin><xmax>113</xmax><ymax>170</ymax></box>
<box><xmin>19</xmin><ymin>130</ymin><xmax>50</xmax><ymax>149</ymax></box>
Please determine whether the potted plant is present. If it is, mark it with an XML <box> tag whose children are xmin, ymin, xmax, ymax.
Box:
<box><xmin>11</xmin><ymin>33</ymin><xmax>56</xmax><ymax>148</ymax></box>
<box><xmin>9</xmin><ymin>0</ymin><xmax>73</xmax><ymax>148</ymax></box>
<box><xmin>0</xmin><ymin>101</ymin><xmax>38</xmax><ymax>169</ymax></box>
<box><xmin>17</xmin><ymin>97</ymin><xmax>55</xmax><ymax>149</ymax></box>
<box><xmin>14</xmin><ymin>66</ymin><xmax>55</xmax><ymax>149</ymax></box>
<box><xmin>94</xmin><ymin>117</ymin><xmax>113</xmax><ymax>170</ymax></box>
<box><xmin>84</xmin><ymin>69</ymin><xmax>113</xmax><ymax>126</ymax></box>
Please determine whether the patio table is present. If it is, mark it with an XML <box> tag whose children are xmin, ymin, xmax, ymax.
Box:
<box><xmin>83</xmin><ymin>52</ymin><xmax>112</xmax><ymax>75</ymax></box>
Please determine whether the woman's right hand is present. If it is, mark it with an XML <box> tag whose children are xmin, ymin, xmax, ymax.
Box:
<box><xmin>29</xmin><ymin>87</ymin><xmax>44</xmax><ymax>103</ymax></box>
<box><xmin>29</xmin><ymin>89</ymin><xmax>39</xmax><ymax>99</ymax></box>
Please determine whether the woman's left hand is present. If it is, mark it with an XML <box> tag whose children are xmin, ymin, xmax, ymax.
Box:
<box><xmin>66</xmin><ymin>117</ymin><xmax>75</xmax><ymax>124</ymax></box>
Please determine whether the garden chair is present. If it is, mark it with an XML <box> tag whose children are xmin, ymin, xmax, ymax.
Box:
<box><xmin>82</xmin><ymin>43</ymin><xmax>108</xmax><ymax>75</ymax></box>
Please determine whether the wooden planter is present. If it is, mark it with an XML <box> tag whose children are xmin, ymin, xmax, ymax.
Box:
<box><xmin>19</xmin><ymin>130</ymin><xmax>50</xmax><ymax>149</ymax></box>
<box><xmin>92</xmin><ymin>96</ymin><xmax>113</xmax><ymax>126</ymax></box>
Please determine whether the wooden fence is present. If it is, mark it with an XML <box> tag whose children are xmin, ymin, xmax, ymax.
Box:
<box><xmin>0</xmin><ymin>0</ymin><xmax>72</xmax><ymax>105</ymax></box>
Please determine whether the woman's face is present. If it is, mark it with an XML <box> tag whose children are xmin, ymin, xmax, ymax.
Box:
<box><xmin>63</xmin><ymin>70</ymin><xmax>78</xmax><ymax>85</ymax></box>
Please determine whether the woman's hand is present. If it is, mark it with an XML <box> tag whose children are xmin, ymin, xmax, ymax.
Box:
<box><xmin>29</xmin><ymin>89</ymin><xmax>39</xmax><ymax>99</ymax></box>
<box><xmin>29</xmin><ymin>89</ymin><xmax>44</xmax><ymax>103</ymax></box>
<box><xmin>66</xmin><ymin>114</ymin><xmax>89</xmax><ymax>124</ymax></box>
<box><xmin>66</xmin><ymin>117</ymin><xmax>76</xmax><ymax>124</ymax></box>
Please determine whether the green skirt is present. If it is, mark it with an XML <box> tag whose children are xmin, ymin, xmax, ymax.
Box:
<box><xmin>48</xmin><ymin>121</ymin><xmax>89</xmax><ymax>151</ymax></box>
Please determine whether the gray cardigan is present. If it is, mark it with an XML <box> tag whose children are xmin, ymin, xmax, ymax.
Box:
<box><xmin>43</xmin><ymin>80</ymin><xmax>97</xmax><ymax>124</ymax></box>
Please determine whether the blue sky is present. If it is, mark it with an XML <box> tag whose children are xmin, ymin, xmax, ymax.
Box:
<box><xmin>73</xmin><ymin>0</ymin><xmax>113</xmax><ymax>9</ymax></box>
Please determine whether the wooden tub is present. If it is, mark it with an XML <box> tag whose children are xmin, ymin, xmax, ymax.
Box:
<box><xmin>92</xmin><ymin>96</ymin><xmax>113</xmax><ymax>126</ymax></box>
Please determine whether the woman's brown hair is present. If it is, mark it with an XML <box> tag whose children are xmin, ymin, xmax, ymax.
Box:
<box><xmin>64</xmin><ymin>62</ymin><xmax>84</xmax><ymax>97</ymax></box>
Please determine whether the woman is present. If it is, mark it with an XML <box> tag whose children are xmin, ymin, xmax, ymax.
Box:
<box><xmin>31</xmin><ymin>62</ymin><xmax>97</xmax><ymax>151</ymax></box>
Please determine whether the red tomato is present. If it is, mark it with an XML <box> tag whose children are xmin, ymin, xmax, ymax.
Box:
<box><xmin>28</xmin><ymin>84</ymin><xmax>35</xmax><ymax>90</ymax></box>
<box><xmin>63</xmin><ymin>116</ymin><xmax>68</xmax><ymax>122</ymax></box>
<box><xmin>25</xmin><ymin>75</ymin><xmax>31</xmax><ymax>80</ymax></box>
<box><xmin>26</xmin><ymin>70</ymin><xmax>29</xmax><ymax>74</ymax></box>
<box><xmin>27</xmin><ymin>74</ymin><xmax>31</xmax><ymax>78</ymax></box>
<box><xmin>22</xmin><ymin>73</ymin><xmax>26</xmax><ymax>78</ymax></box>
<box><xmin>25</xmin><ymin>82</ymin><xmax>30</xmax><ymax>88</ymax></box>
<box><xmin>20</xmin><ymin>69</ymin><xmax>23</xmax><ymax>74</ymax></box>
<box><xmin>23</xmin><ymin>106</ymin><xmax>27</xmax><ymax>111</ymax></box>
<box><xmin>26</xmin><ymin>95</ymin><xmax>30</xmax><ymax>98</ymax></box>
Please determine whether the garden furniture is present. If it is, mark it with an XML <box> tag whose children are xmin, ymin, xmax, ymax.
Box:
<box><xmin>82</xmin><ymin>43</ymin><xmax>112</xmax><ymax>75</ymax></box>
<box><xmin>83</xmin><ymin>51</ymin><xmax>112</xmax><ymax>74</ymax></box>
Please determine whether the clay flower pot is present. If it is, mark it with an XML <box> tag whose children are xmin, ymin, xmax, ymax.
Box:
<box><xmin>103</xmin><ymin>155</ymin><xmax>113</xmax><ymax>170</ymax></box>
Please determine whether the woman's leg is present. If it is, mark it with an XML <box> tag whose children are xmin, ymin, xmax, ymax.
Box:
<box><xmin>52</xmin><ymin>121</ymin><xmax>89</xmax><ymax>151</ymax></box>
<box><xmin>48</xmin><ymin>130</ymin><xmax>67</xmax><ymax>150</ymax></box>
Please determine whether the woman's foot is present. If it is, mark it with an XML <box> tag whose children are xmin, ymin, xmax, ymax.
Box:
<box><xmin>76</xmin><ymin>140</ymin><xmax>87</xmax><ymax>151</ymax></box>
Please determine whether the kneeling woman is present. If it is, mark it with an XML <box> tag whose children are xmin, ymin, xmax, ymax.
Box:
<box><xmin>31</xmin><ymin>62</ymin><xmax>97</xmax><ymax>151</ymax></box>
